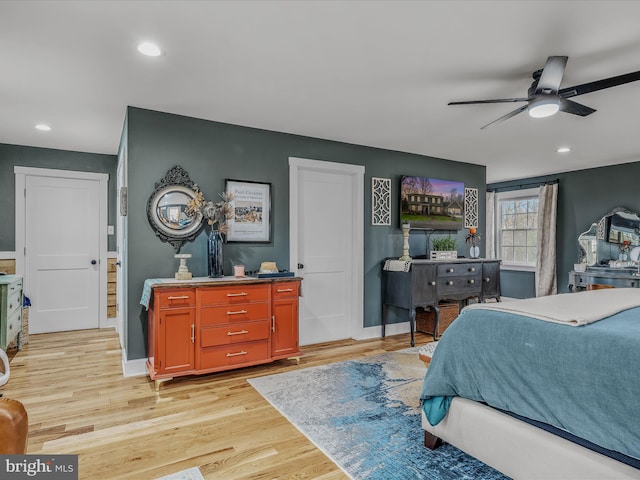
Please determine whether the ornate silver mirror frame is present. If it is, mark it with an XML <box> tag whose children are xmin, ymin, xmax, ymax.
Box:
<box><xmin>146</xmin><ymin>166</ymin><xmax>203</xmax><ymax>252</ymax></box>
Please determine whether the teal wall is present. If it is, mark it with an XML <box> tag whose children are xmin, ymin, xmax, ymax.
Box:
<box><xmin>125</xmin><ymin>107</ymin><xmax>486</xmax><ymax>360</ymax></box>
<box><xmin>0</xmin><ymin>143</ymin><xmax>117</xmax><ymax>252</ymax></box>
<box><xmin>489</xmin><ymin>162</ymin><xmax>640</xmax><ymax>298</ymax></box>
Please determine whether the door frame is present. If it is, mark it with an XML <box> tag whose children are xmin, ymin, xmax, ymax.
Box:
<box><xmin>14</xmin><ymin>166</ymin><xmax>109</xmax><ymax>329</ymax></box>
<box><xmin>288</xmin><ymin>157</ymin><xmax>365</xmax><ymax>341</ymax></box>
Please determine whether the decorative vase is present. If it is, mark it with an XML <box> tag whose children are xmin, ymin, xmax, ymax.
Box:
<box><xmin>207</xmin><ymin>230</ymin><xmax>224</xmax><ymax>277</ymax></box>
<box><xmin>469</xmin><ymin>245</ymin><xmax>480</xmax><ymax>258</ymax></box>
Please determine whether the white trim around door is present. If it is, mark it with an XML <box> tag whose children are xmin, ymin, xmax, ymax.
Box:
<box><xmin>289</xmin><ymin>157</ymin><xmax>365</xmax><ymax>342</ymax></box>
<box><xmin>14</xmin><ymin>166</ymin><xmax>109</xmax><ymax>330</ymax></box>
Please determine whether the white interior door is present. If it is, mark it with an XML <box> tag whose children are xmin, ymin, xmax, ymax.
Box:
<box><xmin>289</xmin><ymin>158</ymin><xmax>364</xmax><ymax>346</ymax></box>
<box><xmin>26</xmin><ymin>175</ymin><xmax>101</xmax><ymax>333</ymax></box>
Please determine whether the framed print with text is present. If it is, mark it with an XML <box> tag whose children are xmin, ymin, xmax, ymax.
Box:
<box><xmin>225</xmin><ymin>179</ymin><xmax>271</xmax><ymax>242</ymax></box>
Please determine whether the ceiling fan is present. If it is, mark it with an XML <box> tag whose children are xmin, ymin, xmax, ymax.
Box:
<box><xmin>449</xmin><ymin>56</ymin><xmax>640</xmax><ymax>129</ymax></box>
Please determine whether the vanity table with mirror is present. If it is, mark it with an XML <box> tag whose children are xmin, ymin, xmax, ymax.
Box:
<box><xmin>569</xmin><ymin>207</ymin><xmax>640</xmax><ymax>291</ymax></box>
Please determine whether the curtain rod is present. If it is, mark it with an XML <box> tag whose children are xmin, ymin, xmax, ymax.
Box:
<box><xmin>486</xmin><ymin>178</ymin><xmax>559</xmax><ymax>193</ymax></box>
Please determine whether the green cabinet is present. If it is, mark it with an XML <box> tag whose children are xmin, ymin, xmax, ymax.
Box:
<box><xmin>1</xmin><ymin>275</ymin><xmax>23</xmax><ymax>351</ymax></box>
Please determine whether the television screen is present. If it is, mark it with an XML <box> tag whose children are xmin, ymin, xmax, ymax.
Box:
<box><xmin>400</xmin><ymin>176</ymin><xmax>464</xmax><ymax>230</ymax></box>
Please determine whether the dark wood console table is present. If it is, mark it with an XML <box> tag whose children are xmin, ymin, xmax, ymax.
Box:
<box><xmin>382</xmin><ymin>258</ymin><xmax>501</xmax><ymax>346</ymax></box>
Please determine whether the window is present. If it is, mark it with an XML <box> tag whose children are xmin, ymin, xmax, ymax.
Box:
<box><xmin>496</xmin><ymin>189</ymin><xmax>538</xmax><ymax>269</ymax></box>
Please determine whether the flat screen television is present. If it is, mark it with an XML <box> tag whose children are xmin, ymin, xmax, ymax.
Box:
<box><xmin>400</xmin><ymin>175</ymin><xmax>464</xmax><ymax>230</ymax></box>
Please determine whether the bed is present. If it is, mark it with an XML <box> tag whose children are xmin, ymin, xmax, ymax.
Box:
<box><xmin>419</xmin><ymin>288</ymin><xmax>640</xmax><ymax>479</ymax></box>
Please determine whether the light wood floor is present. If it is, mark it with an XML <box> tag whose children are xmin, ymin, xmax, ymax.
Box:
<box><xmin>3</xmin><ymin>329</ymin><xmax>434</xmax><ymax>480</ymax></box>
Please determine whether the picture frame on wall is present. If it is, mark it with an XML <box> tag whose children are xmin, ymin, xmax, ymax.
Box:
<box><xmin>225</xmin><ymin>179</ymin><xmax>271</xmax><ymax>242</ymax></box>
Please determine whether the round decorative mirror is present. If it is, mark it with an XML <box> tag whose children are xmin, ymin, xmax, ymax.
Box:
<box><xmin>147</xmin><ymin>166</ymin><xmax>204</xmax><ymax>252</ymax></box>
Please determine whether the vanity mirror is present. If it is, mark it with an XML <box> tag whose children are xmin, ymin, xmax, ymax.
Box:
<box><xmin>577</xmin><ymin>207</ymin><xmax>640</xmax><ymax>266</ymax></box>
<box><xmin>147</xmin><ymin>166</ymin><xmax>204</xmax><ymax>252</ymax></box>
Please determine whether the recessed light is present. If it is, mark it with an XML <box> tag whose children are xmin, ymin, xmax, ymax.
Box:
<box><xmin>137</xmin><ymin>41</ymin><xmax>162</xmax><ymax>57</ymax></box>
<box><xmin>556</xmin><ymin>147</ymin><xmax>571</xmax><ymax>153</ymax></box>
<box><xmin>35</xmin><ymin>124</ymin><xmax>51</xmax><ymax>131</ymax></box>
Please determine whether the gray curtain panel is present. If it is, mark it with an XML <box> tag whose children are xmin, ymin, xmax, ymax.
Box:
<box><xmin>536</xmin><ymin>183</ymin><xmax>558</xmax><ymax>296</ymax></box>
<box><xmin>485</xmin><ymin>191</ymin><xmax>497</xmax><ymax>259</ymax></box>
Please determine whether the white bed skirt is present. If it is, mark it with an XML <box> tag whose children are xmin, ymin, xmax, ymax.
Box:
<box><xmin>422</xmin><ymin>397</ymin><xmax>639</xmax><ymax>479</ymax></box>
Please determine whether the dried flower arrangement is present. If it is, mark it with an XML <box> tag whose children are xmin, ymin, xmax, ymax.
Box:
<box><xmin>187</xmin><ymin>188</ymin><xmax>234</xmax><ymax>235</ymax></box>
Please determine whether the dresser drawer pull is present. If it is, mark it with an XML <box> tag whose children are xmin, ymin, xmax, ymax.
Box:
<box><xmin>468</xmin><ymin>279</ymin><xmax>475</xmax><ymax>284</ymax></box>
<box><xmin>227</xmin><ymin>330</ymin><xmax>249</xmax><ymax>336</ymax></box>
<box><xmin>9</xmin><ymin>303</ymin><xmax>13</xmax><ymax>310</ymax></box>
<box><xmin>468</xmin><ymin>267</ymin><xmax>476</xmax><ymax>272</ymax></box>
<box><xmin>191</xmin><ymin>324</ymin><xmax>195</xmax><ymax>343</ymax></box>
<box><xmin>484</xmin><ymin>277</ymin><xmax>491</xmax><ymax>282</ymax></box>
<box><xmin>226</xmin><ymin>350</ymin><xmax>248</xmax><ymax>357</ymax></box>
<box><xmin>429</xmin><ymin>281</ymin><xmax>436</xmax><ymax>286</ymax></box>
<box><xmin>226</xmin><ymin>309</ymin><xmax>248</xmax><ymax>315</ymax></box>
<box><xmin>447</xmin><ymin>268</ymin><xmax>454</xmax><ymax>273</ymax></box>
<box><xmin>446</xmin><ymin>281</ymin><xmax>454</xmax><ymax>286</ymax></box>
<box><xmin>167</xmin><ymin>295</ymin><xmax>190</xmax><ymax>300</ymax></box>
<box><xmin>226</xmin><ymin>292</ymin><xmax>248</xmax><ymax>297</ymax></box>
<box><xmin>277</xmin><ymin>288</ymin><xmax>294</xmax><ymax>293</ymax></box>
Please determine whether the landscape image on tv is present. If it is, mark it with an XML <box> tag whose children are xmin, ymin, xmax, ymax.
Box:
<box><xmin>400</xmin><ymin>176</ymin><xmax>464</xmax><ymax>230</ymax></box>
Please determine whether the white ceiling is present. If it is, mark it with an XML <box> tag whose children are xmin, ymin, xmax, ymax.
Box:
<box><xmin>2</xmin><ymin>1</ymin><xmax>640</xmax><ymax>183</ymax></box>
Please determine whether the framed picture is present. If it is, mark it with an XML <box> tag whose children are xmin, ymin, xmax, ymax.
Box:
<box><xmin>225</xmin><ymin>179</ymin><xmax>271</xmax><ymax>242</ymax></box>
<box><xmin>400</xmin><ymin>175</ymin><xmax>464</xmax><ymax>230</ymax></box>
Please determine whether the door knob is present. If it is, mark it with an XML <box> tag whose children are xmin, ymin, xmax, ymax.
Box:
<box><xmin>115</xmin><ymin>261</ymin><xmax>122</xmax><ymax>267</ymax></box>
<box><xmin>298</xmin><ymin>263</ymin><xmax>304</xmax><ymax>269</ymax></box>
<box><xmin>91</xmin><ymin>260</ymin><xmax>97</xmax><ymax>265</ymax></box>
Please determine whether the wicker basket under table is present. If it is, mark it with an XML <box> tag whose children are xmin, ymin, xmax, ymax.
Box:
<box><xmin>416</xmin><ymin>303</ymin><xmax>460</xmax><ymax>340</ymax></box>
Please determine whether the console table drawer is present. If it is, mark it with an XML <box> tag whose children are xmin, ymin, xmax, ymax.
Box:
<box><xmin>438</xmin><ymin>274</ymin><xmax>482</xmax><ymax>295</ymax></box>
<box><xmin>201</xmin><ymin>303</ymin><xmax>270</xmax><ymax>325</ymax></box>
<box><xmin>199</xmin><ymin>284</ymin><xmax>270</xmax><ymax>306</ymax></box>
<box><xmin>200</xmin><ymin>340</ymin><xmax>270</xmax><ymax>369</ymax></box>
<box><xmin>6</xmin><ymin>308</ymin><xmax>21</xmax><ymax>344</ymax></box>
<box><xmin>7</xmin><ymin>287</ymin><xmax>22</xmax><ymax>316</ymax></box>
<box><xmin>200</xmin><ymin>321</ymin><xmax>270</xmax><ymax>347</ymax></box>
<box><xmin>437</xmin><ymin>264</ymin><xmax>480</xmax><ymax>276</ymax></box>
<box><xmin>157</xmin><ymin>289</ymin><xmax>195</xmax><ymax>308</ymax></box>
<box><xmin>272</xmin><ymin>282</ymin><xmax>299</xmax><ymax>300</ymax></box>
<box><xmin>573</xmin><ymin>274</ymin><xmax>639</xmax><ymax>289</ymax></box>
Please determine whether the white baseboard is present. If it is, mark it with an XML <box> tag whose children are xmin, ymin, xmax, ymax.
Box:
<box><xmin>100</xmin><ymin>318</ymin><xmax>117</xmax><ymax>329</ymax></box>
<box><xmin>122</xmin><ymin>354</ymin><xmax>148</xmax><ymax>377</ymax></box>
<box><xmin>357</xmin><ymin>321</ymin><xmax>410</xmax><ymax>341</ymax></box>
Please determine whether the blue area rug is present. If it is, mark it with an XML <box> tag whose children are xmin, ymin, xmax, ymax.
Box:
<box><xmin>248</xmin><ymin>348</ymin><xmax>509</xmax><ymax>480</ymax></box>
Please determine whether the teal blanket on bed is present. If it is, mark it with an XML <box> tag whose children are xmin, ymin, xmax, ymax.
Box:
<box><xmin>420</xmin><ymin>305</ymin><xmax>640</xmax><ymax>460</ymax></box>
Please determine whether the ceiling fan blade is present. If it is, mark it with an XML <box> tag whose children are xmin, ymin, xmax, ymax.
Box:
<box><xmin>559</xmin><ymin>70</ymin><xmax>640</xmax><ymax>98</ymax></box>
<box><xmin>535</xmin><ymin>56</ymin><xmax>568</xmax><ymax>94</ymax></box>
<box><xmin>559</xmin><ymin>98</ymin><xmax>596</xmax><ymax>116</ymax></box>
<box><xmin>449</xmin><ymin>98</ymin><xmax>528</xmax><ymax>105</ymax></box>
<box><xmin>480</xmin><ymin>104</ymin><xmax>528</xmax><ymax>129</ymax></box>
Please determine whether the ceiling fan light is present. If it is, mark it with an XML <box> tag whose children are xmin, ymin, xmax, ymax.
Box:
<box><xmin>529</xmin><ymin>97</ymin><xmax>560</xmax><ymax>118</ymax></box>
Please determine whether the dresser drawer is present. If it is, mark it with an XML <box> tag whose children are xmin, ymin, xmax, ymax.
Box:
<box><xmin>7</xmin><ymin>287</ymin><xmax>22</xmax><ymax>316</ymax></box>
<box><xmin>199</xmin><ymin>284</ymin><xmax>270</xmax><ymax>306</ymax></box>
<box><xmin>6</xmin><ymin>308</ymin><xmax>21</xmax><ymax>344</ymax></box>
<box><xmin>200</xmin><ymin>303</ymin><xmax>270</xmax><ymax>326</ymax></box>
<box><xmin>272</xmin><ymin>282</ymin><xmax>299</xmax><ymax>300</ymax></box>
<box><xmin>437</xmin><ymin>263</ymin><xmax>480</xmax><ymax>277</ymax></box>
<box><xmin>157</xmin><ymin>289</ymin><xmax>195</xmax><ymax>308</ymax></box>
<box><xmin>438</xmin><ymin>274</ymin><xmax>481</xmax><ymax>296</ymax></box>
<box><xmin>200</xmin><ymin>320</ymin><xmax>270</xmax><ymax>347</ymax></box>
<box><xmin>199</xmin><ymin>340</ymin><xmax>270</xmax><ymax>369</ymax></box>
